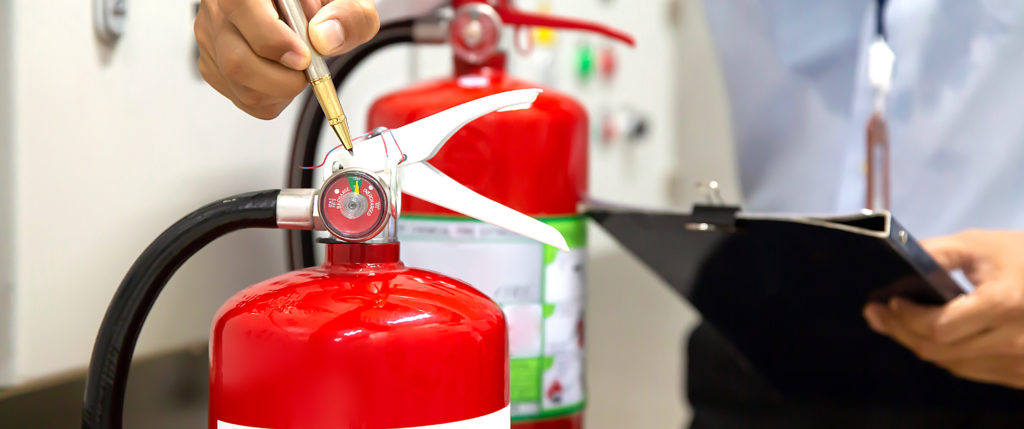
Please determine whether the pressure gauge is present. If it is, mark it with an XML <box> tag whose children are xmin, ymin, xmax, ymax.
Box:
<box><xmin>319</xmin><ymin>169</ymin><xmax>390</xmax><ymax>242</ymax></box>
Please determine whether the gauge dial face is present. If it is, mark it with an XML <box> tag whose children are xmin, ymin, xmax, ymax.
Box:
<box><xmin>319</xmin><ymin>170</ymin><xmax>389</xmax><ymax>242</ymax></box>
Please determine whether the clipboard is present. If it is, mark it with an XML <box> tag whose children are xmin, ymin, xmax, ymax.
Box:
<box><xmin>588</xmin><ymin>204</ymin><xmax>967</xmax><ymax>305</ymax></box>
<box><xmin>585</xmin><ymin>204</ymin><xmax>1024</xmax><ymax>404</ymax></box>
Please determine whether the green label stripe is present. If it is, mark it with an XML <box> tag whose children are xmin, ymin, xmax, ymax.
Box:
<box><xmin>542</xmin><ymin>303</ymin><xmax>556</xmax><ymax>319</ymax></box>
<box><xmin>541</xmin><ymin>355</ymin><xmax>555</xmax><ymax>371</ymax></box>
<box><xmin>542</xmin><ymin>217</ymin><xmax>586</xmax><ymax>265</ymax></box>
<box><xmin>544</xmin><ymin>217</ymin><xmax>587</xmax><ymax>249</ymax></box>
<box><xmin>509</xmin><ymin>358</ymin><xmax>542</xmax><ymax>402</ymax></box>
<box><xmin>510</xmin><ymin>403</ymin><xmax>587</xmax><ymax>422</ymax></box>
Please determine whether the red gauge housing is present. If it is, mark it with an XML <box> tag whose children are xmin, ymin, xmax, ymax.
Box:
<box><xmin>319</xmin><ymin>169</ymin><xmax>389</xmax><ymax>242</ymax></box>
<box><xmin>210</xmin><ymin>243</ymin><xmax>510</xmax><ymax>428</ymax></box>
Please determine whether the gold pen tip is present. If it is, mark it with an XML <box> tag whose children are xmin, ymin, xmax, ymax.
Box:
<box><xmin>330</xmin><ymin>122</ymin><xmax>354</xmax><ymax>153</ymax></box>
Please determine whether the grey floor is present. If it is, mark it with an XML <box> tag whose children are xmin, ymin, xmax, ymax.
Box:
<box><xmin>0</xmin><ymin>345</ymin><xmax>209</xmax><ymax>429</ymax></box>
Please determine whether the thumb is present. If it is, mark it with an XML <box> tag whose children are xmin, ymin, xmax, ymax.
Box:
<box><xmin>921</xmin><ymin>232</ymin><xmax>991</xmax><ymax>283</ymax></box>
<box><xmin>922</xmin><ymin>235</ymin><xmax>974</xmax><ymax>271</ymax></box>
<box><xmin>308</xmin><ymin>0</ymin><xmax>380</xmax><ymax>57</ymax></box>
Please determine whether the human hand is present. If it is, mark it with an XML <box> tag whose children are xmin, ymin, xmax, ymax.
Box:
<box><xmin>195</xmin><ymin>0</ymin><xmax>380</xmax><ymax>119</ymax></box>
<box><xmin>863</xmin><ymin>230</ymin><xmax>1024</xmax><ymax>388</ymax></box>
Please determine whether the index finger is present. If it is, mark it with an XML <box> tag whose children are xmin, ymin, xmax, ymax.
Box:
<box><xmin>921</xmin><ymin>235</ymin><xmax>977</xmax><ymax>273</ymax></box>
<box><xmin>888</xmin><ymin>298</ymin><xmax>944</xmax><ymax>338</ymax></box>
<box><xmin>221</xmin><ymin>0</ymin><xmax>310</xmax><ymax>70</ymax></box>
<box><xmin>929</xmin><ymin>293</ymin><xmax>1002</xmax><ymax>344</ymax></box>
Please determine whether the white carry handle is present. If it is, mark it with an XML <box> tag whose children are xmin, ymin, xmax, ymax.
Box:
<box><xmin>401</xmin><ymin>164</ymin><xmax>570</xmax><ymax>251</ymax></box>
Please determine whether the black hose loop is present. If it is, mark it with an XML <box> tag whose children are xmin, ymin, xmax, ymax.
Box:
<box><xmin>82</xmin><ymin>190</ymin><xmax>280</xmax><ymax>429</ymax></box>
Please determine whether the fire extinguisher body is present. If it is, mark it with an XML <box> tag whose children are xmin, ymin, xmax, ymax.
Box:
<box><xmin>210</xmin><ymin>243</ymin><xmax>510</xmax><ymax>429</ymax></box>
<box><xmin>369</xmin><ymin>65</ymin><xmax>588</xmax><ymax>429</ymax></box>
<box><xmin>371</xmin><ymin>68</ymin><xmax>587</xmax><ymax>215</ymax></box>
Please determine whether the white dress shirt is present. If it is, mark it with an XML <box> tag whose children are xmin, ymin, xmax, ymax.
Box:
<box><xmin>703</xmin><ymin>0</ymin><xmax>1024</xmax><ymax>238</ymax></box>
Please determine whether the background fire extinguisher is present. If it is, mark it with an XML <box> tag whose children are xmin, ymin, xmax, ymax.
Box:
<box><xmin>83</xmin><ymin>91</ymin><xmax>569</xmax><ymax>429</ymax></box>
<box><xmin>286</xmin><ymin>2</ymin><xmax>632</xmax><ymax>427</ymax></box>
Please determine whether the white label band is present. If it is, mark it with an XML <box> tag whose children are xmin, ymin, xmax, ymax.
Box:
<box><xmin>398</xmin><ymin>217</ymin><xmax>587</xmax><ymax>419</ymax></box>
<box><xmin>217</xmin><ymin>405</ymin><xmax>510</xmax><ymax>429</ymax></box>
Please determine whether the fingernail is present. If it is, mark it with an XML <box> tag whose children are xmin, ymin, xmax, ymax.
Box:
<box><xmin>280</xmin><ymin>50</ymin><xmax>305</xmax><ymax>70</ymax></box>
<box><xmin>864</xmin><ymin>305</ymin><xmax>887</xmax><ymax>333</ymax></box>
<box><xmin>314</xmin><ymin>19</ymin><xmax>345</xmax><ymax>52</ymax></box>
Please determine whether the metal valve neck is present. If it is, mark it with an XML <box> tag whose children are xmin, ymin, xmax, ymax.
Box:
<box><xmin>325</xmin><ymin>242</ymin><xmax>402</xmax><ymax>266</ymax></box>
<box><xmin>455</xmin><ymin>54</ymin><xmax>507</xmax><ymax>77</ymax></box>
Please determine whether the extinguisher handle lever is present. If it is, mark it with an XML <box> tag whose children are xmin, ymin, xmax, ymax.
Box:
<box><xmin>317</xmin><ymin>89</ymin><xmax>569</xmax><ymax>251</ymax></box>
<box><xmin>495</xmin><ymin>7</ymin><xmax>635</xmax><ymax>46</ymax></box>
<box><xmin>376</xmin><ymin>1</ymin><xmax>634</xmax><ymax>46</ymax></box>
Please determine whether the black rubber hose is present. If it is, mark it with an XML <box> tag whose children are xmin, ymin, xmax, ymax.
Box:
<box><xmin>82</xmin><ymin>190</ymin><xmax>281</xmax><ymax>429</ymax></box>
<box><xmin>286</xmin><ymin>20</ymin><xmax>415</xmax><ymax>270</ymax></box>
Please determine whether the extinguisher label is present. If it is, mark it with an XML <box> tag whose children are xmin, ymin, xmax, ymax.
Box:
<box><xmin>217</xmin><ymin>405</ymin><xmax>510</xmax><ymax>428</ymax></box>
<box><xmin>398</xmin><ymin>216</ymin><xmax>587</xmax><ymax>421</ymax></box>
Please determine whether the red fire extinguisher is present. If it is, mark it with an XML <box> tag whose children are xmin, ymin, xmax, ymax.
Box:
<box><xmin>370</xmin><ymin>2</ymin><xmax>633</xmax><ymax>428</ymax></box>
<box><xmin>284</xmin><ymin>3</ymin><xmax>632</xmax><ymax>427</ymax></box>
<box><xmin>83</xmin><ymin>91</ymin><xmax>568</xmax><ymax>429</ymax></box>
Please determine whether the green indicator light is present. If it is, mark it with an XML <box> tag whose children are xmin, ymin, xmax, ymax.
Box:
<box><xmin>577</xmin><ymin>44</ymin><xmax>595</xmax><ymax>81</ymax></box>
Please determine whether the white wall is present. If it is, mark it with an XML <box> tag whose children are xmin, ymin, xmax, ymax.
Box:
<box><xmin>670</xmin><ymin>0</ymin><xmax>741</xmax><ymax>207</ymax></box>
<box><xmin>1</xmin><ymin>0</ymin><xmax>15</xmax><ymax>386</ymax></box>
<box><xmin>8</xmin><ymin>0</ymin><xmax>284</xmax><ymax>383</ymax></box>
<box><xmin>2</xmin><ymin>0</ymin><xmax>411</xmax><ymax>385</ymax></box>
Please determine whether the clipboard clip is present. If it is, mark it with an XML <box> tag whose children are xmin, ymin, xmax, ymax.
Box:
<box><xmin>687</xmin><ymin>180</ymin><xmax>740</xmax><ymax>232</ymax></box>
<box><xmin>686</xmin><ymin>205</ymin><xmax>740</xmax><ymax>232</ymax></box>
<box><xmin>697</xmin><ymin>180</ymin><xmax>727</xmax><ymax>205</ymax></box>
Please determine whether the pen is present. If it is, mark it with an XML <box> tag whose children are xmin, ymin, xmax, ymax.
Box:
<box><xmin>276</xmin><ymin>0</ymin><xmax>354</xmax><ymax>154</ymax></box>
